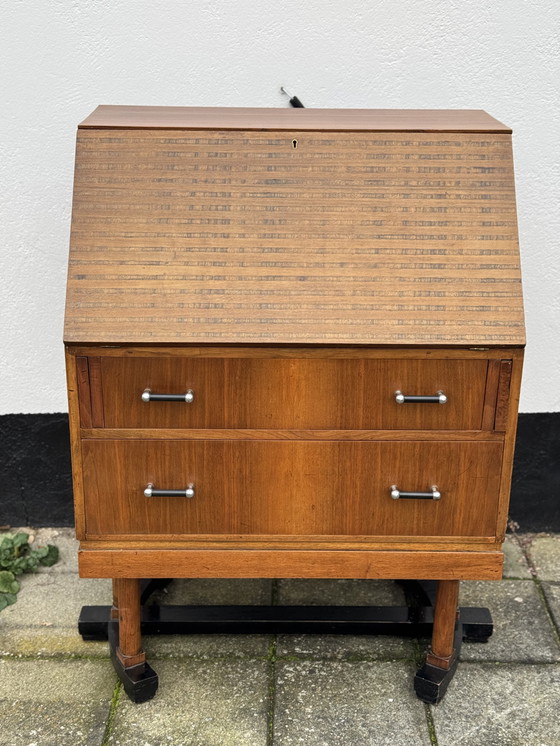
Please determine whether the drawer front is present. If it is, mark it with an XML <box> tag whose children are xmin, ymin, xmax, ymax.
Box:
<box><xmin>82</xmin><ymin>439</ymin><xmax>502</xmax><ymax>537</ymax></box>
<box><xmin>94</xmin><ymin>357</ymin><xmax>488</xmax><ymax>430</ymax></box>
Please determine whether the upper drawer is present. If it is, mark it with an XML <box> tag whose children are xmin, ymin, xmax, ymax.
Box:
<box><xmin>86</xmin><ymin>356</ymin><xmax>488</xmax><ymax>430</ymax></box>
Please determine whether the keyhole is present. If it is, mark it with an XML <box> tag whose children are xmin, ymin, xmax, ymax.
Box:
<box><xmin>292</xmin><ymin>139</ymin><xmax>298</xmax><ymax>149</ymax></box>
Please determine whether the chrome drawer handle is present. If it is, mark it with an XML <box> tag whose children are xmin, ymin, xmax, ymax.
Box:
<box><xmin>394</xmin><ymin>390</ymin><xmax>447</xmax><ymax>404</ymax></box>
<box><xmin>390</xmin><ymin>485</ymin><xmax>441</xmax><ymax>501</ymax></box>
<box><xmin>144</xmin><ymin>483</ymin><xmax>195</xmax><ymax>498</ymax></box>
<box><xmin>141</xmin><ymin>388</ymin><xmax>194</xmax><ymax>403</ymax></box>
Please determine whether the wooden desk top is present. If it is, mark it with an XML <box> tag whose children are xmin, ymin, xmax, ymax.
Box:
<box><xmin>79</xmin><ymin>106</ymin><xmax>511</xmax><ymax>133</ymax></box>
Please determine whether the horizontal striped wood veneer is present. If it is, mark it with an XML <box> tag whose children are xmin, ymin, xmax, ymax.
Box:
<box><xmin>65</xmin><ymin>126</ymin><xmax>523</xmax><ymax>345</ymax></box>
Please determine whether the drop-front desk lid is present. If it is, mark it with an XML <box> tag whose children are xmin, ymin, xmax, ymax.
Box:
<box><xmin>65</xmin><ymin>106</ymin><xmax>524</xmax><ymax>346</ymax></box>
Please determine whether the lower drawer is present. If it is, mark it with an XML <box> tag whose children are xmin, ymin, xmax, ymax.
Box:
<box><xmin>82</xmin><ymin>440</ymin><xmax>503</xmax><ymax>538</ymax></box>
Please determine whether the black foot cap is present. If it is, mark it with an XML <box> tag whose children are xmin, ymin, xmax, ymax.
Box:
<box><xmin>114</xmin><ymin>657</ymin><xmax>159</xmax><ymax>704</ymax></box>
<box><xmin>414</xmin><ymin>655</ymin><xmax>459</xmax><ymax>705</ymax></box>
<box><xmin>108</xmin><ymin>620</ymin><xmax>158</xmax><ymax>703</ymax></box>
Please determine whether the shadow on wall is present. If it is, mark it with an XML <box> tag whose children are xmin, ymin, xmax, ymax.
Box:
<box><xmin>0</xmin><ymin>412</ymin><xmax>558</xmax><ymax>532</ymax></box>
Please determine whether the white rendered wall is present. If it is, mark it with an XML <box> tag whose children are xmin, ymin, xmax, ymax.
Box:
<box><xmin>1</xmin><ymin>0</ymin><xmax>558</xmax><ymax>414</ymax></box>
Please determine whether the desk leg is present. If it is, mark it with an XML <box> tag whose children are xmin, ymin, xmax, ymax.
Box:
<box><xmin>414</xmin><ymin>579</ymin><xmax>461</xmax><ymax>704</ymax></box>
<box><xmin>109</xmin><ymin>578</ymin><xmax>158</xmax><ymax>703</ymax></box>
<box><xmin>428</xmin><ymin>579</ymin><xmax>460</xmax><ymax>669</ymax></box>
<box><xmin>114</xmin><ymin>578</ymin><xmax>145</xmax><ymax>668</ymax></box>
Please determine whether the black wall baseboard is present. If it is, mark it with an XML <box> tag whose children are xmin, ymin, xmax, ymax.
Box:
<box><xmin>0</xmin><ymin>414</ymin><xmax>73</xmax><ymax>528</ymax></box>
<box><xmin>1</xmin><ymin>412</ymin><xmax>559</xmax><ymax>532</ymax></box>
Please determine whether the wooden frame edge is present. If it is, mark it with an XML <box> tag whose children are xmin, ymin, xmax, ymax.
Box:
<box><xmin>65</xmin><ymin>348</ymin><xmax>86</xmax><ymax>539</ymax></box>
<box><xmin>495</xmin><ymin>352</ymin><xmax>524</xmax><ymax>539</ymax></box>
<box><xmin>66</xmin><ymin>345</ymin><xmax>526</xmax><ymax>360</ymax></box>
<box><xmin>78</xmin><ymin>548</ymin><xmax>503</xmax><ymax>580</ymax></box>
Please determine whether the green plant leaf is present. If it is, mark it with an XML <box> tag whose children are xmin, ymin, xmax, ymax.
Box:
<box><xmin>13</xmin><ymin>533</ymin><xmax>31</xmax><ymax>555</ymax></box>
<box><xmin>23</xmin><ymin>556</ymin><xmax>40</xmax><ymax>573</ymax></box>
<box><xmin>10</xmin><ymin>557</ymin><xmax>32</xmax><ymax>575</ymax></box>
<box><xmin>0</xmin><ymin>532</ymin><xmax>59</xmax><ymax>611</ymax></box>
<box><xmin>39</xmin><ymin>545</ymin><xmax>60</xmax><ymax>567</ymax></box>
<box><xmin>0</xmin><ymin>570</ymin><xmax>20</xmax><ymax>594</ymax></box>
<box><xmin>0</xmin><ymin>592</ymin><xmax>18</xmax><ymax>610</ymax></box>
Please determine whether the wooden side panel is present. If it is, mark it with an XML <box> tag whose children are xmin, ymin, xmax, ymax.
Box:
<box><xmin>78</xmin><ymin>548</ymin><xmax>504</xmax><ymax>580</ymax></box>
<box><xmin>64</xmin><ymin>350</ymin><xmax>86</xmax><ymax>539</ymax></box>
<box><xmin>65</xmin><ymin>130</ymin><xmax>524</xmax><ymax>346</ymax></box>
<box><xmin>81</xmin><ymin>439</ymin><xmax>503</xmax><ymax>538</ymax></box>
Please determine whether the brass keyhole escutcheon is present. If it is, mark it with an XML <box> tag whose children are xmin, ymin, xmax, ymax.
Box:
<box><xmin>292</xmin><ymin>139</ymin><xmax>298</xmax><ymax>149</ymax></box>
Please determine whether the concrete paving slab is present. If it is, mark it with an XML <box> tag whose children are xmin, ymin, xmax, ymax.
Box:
<box><xmin>432</xmin><ymin>662</ymin><xmax>560</xmax><ymax>746</ymax></box>
<box><xmin>108</xmin><ymin>659</ymin><xmax>269</xmax><ymax>746</ymax></box>
<box><xmin>502</xmin><ymin>534</ymin><xmax>532</xmax><ymax>578</ymax></box>
<box><xmin>0</xmin><ymin>658</ymin><xmax>116</xmax><ymax>746</ymax></box>
<box><xmin>457</xmin><ymin>580</ymin><xmax>560</xmax><ymax>663</ymax></box>
<box><xmin>0</xmin><ymin>573</ymin><xmax>110</xmax><ymax>657</ymax></box>
<box><xmin>276</xmin><ymin>633</ymin><xmax>415</xmax><ymax>662</ymax></box>
<box><xmin>273</xmin><ymin>660</ymin><xmax>431</xmax><ymax>746</ymax></box>
<box><xmin>530</xmin><ymin>535</ymin><xmax>560</xmax><ymax>580</ymax></box>
<box><xmin>145</xmin><ymin>633</ymin><xmax>271</xmax><ymax>661</ymax></box>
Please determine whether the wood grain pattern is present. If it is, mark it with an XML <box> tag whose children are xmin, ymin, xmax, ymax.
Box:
<box><xmin>65</xmin><ymin>350</ymin><xmax>86</xmax><ymax>539</ymax></box>
<box><xmin>494</xmin><ymin>353</ymin><xmax>524</xmax><ymax>538</ymax></box>
<box><xmin>81</xmin><ymin>439</ymin><xmax>503</xmax><ymax>538</ymax></box>
<box><xmin>82</xmin><ymin>536</ymin><xmax>499</xmax><ymax>549</ymax></box>
<box><xmin>113</xmin><ymin>577</ymin><xmax>145</xmax><ymax>667</ymax></box>
<box><xmin>88</xmin><ymin>357</ymin><xmax>105</xmax><ymax>427</ymax></box>
<box><xmin>78</xmin><ymin>547</ymin><xmax>504</xmax><ymax>580</ymax></box>
<box><xmin>65</xmin><ymin>128</ymin><xmax>524</xmax><ymax>346</ymax></box>
<box><xmin>481</xmin><ymin>359</ymin><xmax>501</xmax><ymax>430</ymax></box>
<box><xmin>495</xmin><ymin>359</ymin><xmax>513</xmax><ymax>431</ymax></box>
<box><xmin>75</xmin><ymin>357</ymin><xmax>92</xmax><ymax>428</ymax></box>
<box><xmin>79</xmin><ymin>106</ymin><xmax>512</xmax><ymax>132</ymax></box>
<box><xmin>96</xmin><ymin>357</ymin><xmax>487</xmax><ymax>430</ymax></box>
<box><xmin>68</xmin><ymin>346</ymin><xmax>524</xmax><ymax>360</ymax></box>
<box><xmin>80</xmin><ymin>428</ymin><xmax>503</xmax><ymax>442</ymax></box>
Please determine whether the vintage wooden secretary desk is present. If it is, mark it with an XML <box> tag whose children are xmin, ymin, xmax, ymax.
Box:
<box><xmin>64</xmin><ymin>106</ymin><xmax>524</xmax><ymax>703</ymax></box>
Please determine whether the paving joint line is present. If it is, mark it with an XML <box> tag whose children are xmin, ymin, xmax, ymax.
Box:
<box><xmin>510</xmin><ymin>530</ymin><xmax>537</xmax><ymax>574</ymax></box>
<box><xmin>425</xmin><ymin>703</ymin><xmax>439</xmax><ymax>746</ymax></box>
<box><xmin>101</xmin><ymin>681</ymin><xmax>122</xmax><ymax>746</ymax></box>
<box><xmin>0</xmin><ymin>652</ymin><xmax>110</xmax><ymax>662</ymax></box>
<box><xmin>265</xmin><ymin>579</ymin><xmax>280</xmax><ymax>746</ymax></box>
<box><xmin>266</xmin><ymin>637</ymin><xmax>278</xmax><ymax>746</ymax></box>
<box><xmin>533</xmin><ymin>578</ymin><xmax>560</xmax><ymax>651</ymax></box>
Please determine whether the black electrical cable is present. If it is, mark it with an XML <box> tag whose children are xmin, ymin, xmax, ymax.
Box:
<box><xmin>280</xmin><ymin>87</ymin><xmax>305</xmax><ymax>108</ymax></box>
